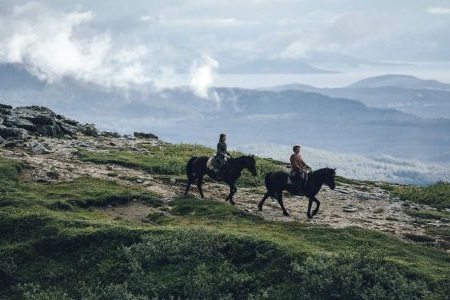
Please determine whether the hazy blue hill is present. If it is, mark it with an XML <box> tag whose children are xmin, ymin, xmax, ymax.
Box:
<box><xmin>320</xmin><ymin>86</ymin><xmax>450</xmax><ymax>119</ymax></box>
<box><xmin>347</xmin><ymin>74</ymin><xmax>450</xmax><ymax>91</ymax></box>
<box><xmin>264</xmin><ymin>75</ymin><xmax>450</xmax><ymax>119</ymax></box>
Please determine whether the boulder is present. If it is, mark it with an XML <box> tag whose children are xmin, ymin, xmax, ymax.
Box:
<box><xmin>30</xmin><ymin>141</ymin><xmax>51</xmax><ymax>154</ymax></box>
<box><xmin>81</xmin><ymin>124</ymin><xmax>98</xmax><ymax>137</ymax></box>
<box><xmin>0</xmin><ymin>125</ymin><xmax>29</xmax><ymax>141</ymax></box>
<box><xmin>0</xmin><ymin>103</ymin><xmax>101</xmax><ymax>139</ymax></box>
<box><xmin>134</xmin><ymin>132</ymin><xmax>158</xmax><ymax>139</ymax></box>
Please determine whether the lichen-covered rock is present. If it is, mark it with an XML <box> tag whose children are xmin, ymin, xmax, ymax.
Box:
<box><xmin>134</xmin><ymin>132</ymin><xmax>158</xmax><ymax>139</ymax></box>
<box><xmin>0</xmin><ymin>125</ymin><xmax>29</xmax><ymax>140</ymax></box>
<box><xmin>0</xmin><ymin>103</ymin><xmax>100</xmax><ymax>139</ymax></box>
<box><xmin>30</xmin><ymin>140</ymin><xmax>51</xmax><ymax>154</ymax></box>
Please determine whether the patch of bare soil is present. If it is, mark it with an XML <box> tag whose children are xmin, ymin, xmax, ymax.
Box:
<box><xmin>2</xmin><ymin>135</ymin><xmax>449</xmax><ymax>251</ymax></box>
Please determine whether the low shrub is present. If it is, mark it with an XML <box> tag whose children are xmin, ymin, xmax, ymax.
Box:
<box><xmin>392</xmin><ymin>181</ymin><xmax>450</xmax><ymax>209</ymax></box>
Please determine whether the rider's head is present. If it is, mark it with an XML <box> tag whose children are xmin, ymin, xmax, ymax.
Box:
<box><xmin>219</xmin><ymin>133</ymin><xmax>227</xmax><ymax>142</ymax></box>
<box><xmin>293</xmin><ymin>145</ymin><xmax>301</xmax><ymax>152</ymax></box>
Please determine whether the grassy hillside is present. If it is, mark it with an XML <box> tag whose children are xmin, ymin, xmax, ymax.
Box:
<box><xmin>1</xmin><ymin>143</ymin><xmax>450</xmax><ymax>299</ymax></box>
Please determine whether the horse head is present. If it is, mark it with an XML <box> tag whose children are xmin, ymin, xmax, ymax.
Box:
<box><xmin>325</xmin><ymin>168</ymin><xmax>336</xmax><ymax>190</ymax></box>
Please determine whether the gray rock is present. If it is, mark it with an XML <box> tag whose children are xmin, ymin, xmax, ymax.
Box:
<box><xmin>134</xmin><ymin>132</ymin><xmax>158</xmax><ymax>139</ymax></box>
<box><xmin>0</xmin><ymin>103</ymin><xmax>102</xmax><ymax>138</ymax></box>
<box><xmin>0</xmin><ymin>125</ymin><xmax>29</xmax><ymax>140</ymax></box>
<box><xmin>81</xmin><ymin>124</ymin><xmax>98</xmax><ymax>137</ymax></box>
<box><xmin>30</xmin><ymin>141</ymin><xmax>51</xmax><ymax>154</ymax></box>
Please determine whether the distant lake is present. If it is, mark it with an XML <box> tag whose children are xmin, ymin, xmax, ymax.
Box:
<box><xmin>160</xmin><ymin>61</ymin><xmax>450</xmax><ymax>89</ymax></box>
<box><xmin>215</xmin><ymin>61</ymin><xmax>450</xmax><ymax>88</ymax></box>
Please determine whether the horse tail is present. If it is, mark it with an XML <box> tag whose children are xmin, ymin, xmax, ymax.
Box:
<box><xmin>186</xmin><ymin>156</ymin><xmax>197</xmax><ymax>180</ymax></box>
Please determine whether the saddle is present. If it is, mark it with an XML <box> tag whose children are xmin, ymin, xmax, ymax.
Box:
<box><xmin>207</xmin><ymin>156</ymin><xmax>225</xmax><ymax>179</ymax></box>
<box><xmin>288</xmin><ymin>170</ymin><xmax>308</xmax><ymax>194</ymax></box>
<box><xmin>207</xmin><ymin>156</ymin><xmax>220</xmax><ymax>170</ymax></box>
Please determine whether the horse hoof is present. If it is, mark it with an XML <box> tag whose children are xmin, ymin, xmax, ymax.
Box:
<box><xmin>283</xmin><ymin>212</ymin><xmax>290</xmax><ymax>217</ymax></box>
<box><xmin>230</xmin><ymin>201</ymin><xmax>235</xmax><ymax>206</ymax></box>
<box><xmin>307</xmin><ymin>215</ymin><xmax>313</xmax><ymax>219</ymax></box>
<box><xmin>257</xmin><ymin>205</ymin><xmax>262</xmax><ymax>211</ymax></box>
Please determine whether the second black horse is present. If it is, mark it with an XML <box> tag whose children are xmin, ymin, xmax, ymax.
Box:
<box><xmin>258</xmin><ymin>168</ymin><xmax>336</xmax><ymax>219</ymax></box>
<box><xmin>185</xmin><ymin>155</ymin><xmax>257</xmax><ymax>205</ymax></box>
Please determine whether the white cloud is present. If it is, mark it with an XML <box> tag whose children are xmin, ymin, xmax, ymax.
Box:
<box><xmin>189</xmin><ymin>55</ymin><xmax>220</xmax><ymax>102</ymax></box>
<box><xmin>281</xmin><ymin>39</ymin><xmax>315</xmax><ymax>59</ymax></box>
<box><xmin>279</xmin><ymin>12</ymin><xmax>399</xmax><ymax>59</ymax></box>
<box><xmin>240</xmin><ymin>113</ymin><xmax>297</xmax><ymax>121</ymax></box>
<box><xmin>427</xmin><ymin>7</ymin><xmax>450</xmax><ymax>15</ymax></box>
<box><xmin>164</xmin><ymin>17</ymin><xmax>256</xmax><ymax>27</ymax></box>
<box><xmin>0</xmin><ymin>2</ymin><xmax>154</xmax><ymax>88</ymax></box>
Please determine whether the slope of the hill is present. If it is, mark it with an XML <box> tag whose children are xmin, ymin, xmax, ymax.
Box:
<box><xmin>0</xmin><ymin>105</ymin><xmax>449</xmax><ymax>298</ymax></box>
<box><xmin>1</xmin><ymin>126</ymin><xmax>449</xmax><ymax>298</ymax></box>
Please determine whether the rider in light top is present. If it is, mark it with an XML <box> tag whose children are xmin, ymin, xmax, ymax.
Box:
<box><xmin>290</xmin><ymin>145</ymin><xmax>310</xmax><ymax>192</ymax></box>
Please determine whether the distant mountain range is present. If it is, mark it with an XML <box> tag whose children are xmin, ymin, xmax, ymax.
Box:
<box><xmin>347</xmin><ymin>74</ymin><xmax>450</xmax><ymax>90</ymax></box>
<box><xmin>1</xmin><ymin>64</ymin><xmax>450</xmax><ymax>167</ymax></box>
<box><xmin>262</xmin><ymin>75</ymin><xmax>450</xmax><ymax>119</ymax></box>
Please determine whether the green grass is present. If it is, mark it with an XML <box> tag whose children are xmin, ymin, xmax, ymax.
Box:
<box><xmin>1</xmin><ymin>146</ymin><xmax>450</xmax><ymax>299</ymax></box>
<box><xmin>392</xmin><ymin>181</ymin><xmax>450</xmax><ymax>209</ymax></box>
<box><xmin>77</xmin><ymin>143</ymin><xmax>286</xmax><ymax>187</ymax></box>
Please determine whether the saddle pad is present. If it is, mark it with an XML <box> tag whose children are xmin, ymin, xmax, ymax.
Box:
<box><xmin>207</xmin><ymin>157</ymin><xmax>214</xmax><ymax>170</ymax></box>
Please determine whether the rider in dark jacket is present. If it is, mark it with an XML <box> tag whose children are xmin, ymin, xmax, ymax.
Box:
<box><xmin>216</xmin><ymin>133</ymin><xmax>231</xmax><ymax>177</ymax></box>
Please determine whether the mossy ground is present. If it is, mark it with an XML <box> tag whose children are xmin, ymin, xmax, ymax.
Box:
<box><xmin>1</xmin><ymin>144</ymin><xmax>449</xmax><ymax>299</ymax></box>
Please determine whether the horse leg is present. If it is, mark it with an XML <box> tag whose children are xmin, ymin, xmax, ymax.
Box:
<box><xmin>232</xmin><ymin>186</ymin><xmax>238</xmax><ymax>205</ymax></box>
<box><xmin>312</xmin><ymin>196</ymin><xmax>321</xmax><ymax>216</ymax></box>
<box><xmin>276</xmin><ymin>191</ymin><xmax>289</xmax><ymax>216</ymax></box>
<box><xmin>306</xmin><ymin>197</ymin><xmax>314</xmax><ymax>219</ymax></box>
<box><xmin>184</xmin><ymin>179</ymin><xmax>191</xmax><ymax>195</ymax></box>
<box><xmin>226</xmin><ymin>185</ymin><xmax>237</xmax><ymax>205</ymax></box>
<box><xmin>258</xmin><ymin>192</ymin><xmax>271</xmax><ymax>211</ymax></box>
<box><xmin>184</xmin><ymin>176</ymin><xmax>196</xmax><ymax>195</ymax></box>
<box><xmin>197</xmin><ymin>176</ymin><xmax>205</xmax><ymax>198</ymax></box>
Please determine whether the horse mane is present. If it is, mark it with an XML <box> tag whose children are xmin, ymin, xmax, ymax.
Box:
<box><xmin>229</xmin><ymin>155</ymin><xmax>254</xmax><ymax>164</ymax></box>
<box><xmin>309</xmin><ymin>167</ymin><xmax>335</xmax><ymax>179</ymax></box>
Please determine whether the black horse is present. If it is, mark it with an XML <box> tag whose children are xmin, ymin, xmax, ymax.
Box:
<box><xmin>184</xmin><ymin>155</ymin><xmax>257</xmax><ymax>204</ymax></box>
<box><xmin>258</xmin><ymin>168</ymin><xmax>336</xmax><ymax>219</ymax></box>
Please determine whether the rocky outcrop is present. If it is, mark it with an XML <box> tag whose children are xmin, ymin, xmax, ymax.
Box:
<box><xmin>0</xmin><ymin>103</ymin><xmax>98</xmax><ymax>142</ymax></box>
<box><xmin>134</xmin><ymin>132</ymin><xmax>158</xmax><ymax>140</ymax></box>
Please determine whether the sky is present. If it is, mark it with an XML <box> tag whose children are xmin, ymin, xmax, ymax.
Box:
<box><xmin>1</xmin><ymin>0</ymin><xmax>450</xmax><ymax>91</ymax></box>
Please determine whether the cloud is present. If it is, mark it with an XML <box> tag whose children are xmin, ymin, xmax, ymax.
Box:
<box><xmin>189</xmin><ymin>55</ymin><xmax>220</xmax><ymax>102</ymax></box>
<box><xmin>240</xmin><ymin>113</ymin><xmax>297</xmax><ymax>121</ymax></box>
<box><xmin>427</xmin><ymin>7</ymin><xmax>450</xmax><ymax>15</ymax></box>
<box><xmin>279</xmin><ymin>12</ymin><xmax>399</xmax><ymax>59</ymax></box>
<box><xmin>162</xmin><ymin>17</ymin><xmax>257</xmax><ymax>27</ymax></box>
<box><xmin>0</xmin><ymin>2</ymin><xmax>154</xmax><ymax>88</ymax></box>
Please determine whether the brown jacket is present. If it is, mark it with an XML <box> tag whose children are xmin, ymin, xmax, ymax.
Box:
<box><xmin>290</xmin><ymin>153</ymin><xmax>308</xmax><ymax>171</ymax></box>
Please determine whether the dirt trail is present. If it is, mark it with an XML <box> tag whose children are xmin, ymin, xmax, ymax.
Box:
<box><xmin>2</xmin><ymin>135</ymin><xmax>448</xmax><ymax>251</ymax></box>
